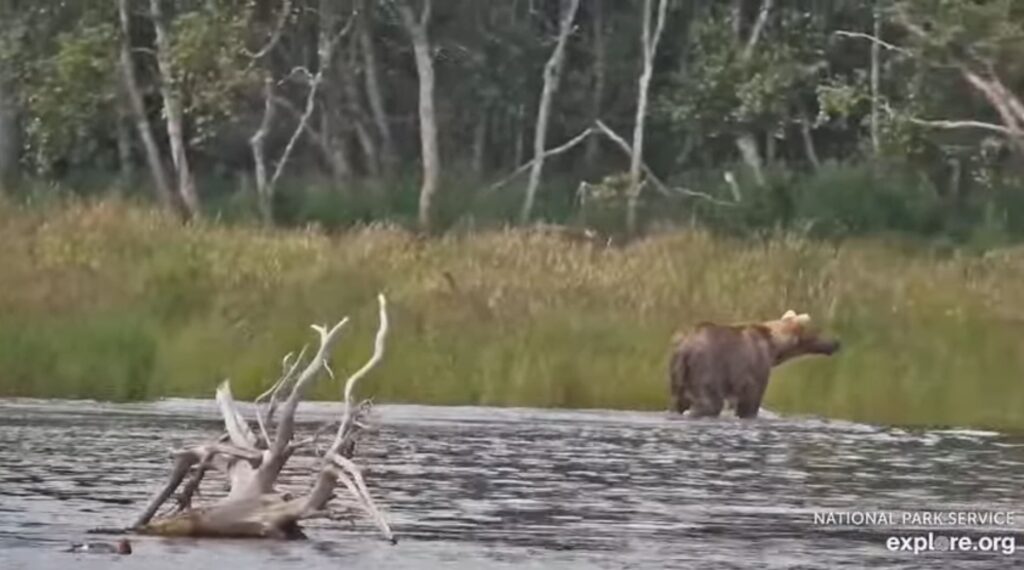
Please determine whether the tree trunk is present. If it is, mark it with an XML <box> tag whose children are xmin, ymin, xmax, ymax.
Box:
<box><xmin>251</xmin><ymin>79</ymin><xmax>276</xmax><ymax>225</ymax></box>
<box><xmin>471</xmin><ymin>109</ymin><xmax>488</xmax><ymax>177</ymax></box>
<box><xmin>357</xmin><ymin>0</ymin><xmax>398</xmax><ymax>172</ymax></box>
<box><xmin>520</xmin><ymin>0</ymin><xmax>582</xmax><ymax>224</ymax></box>
<box><xmin>353</xmin><ymin>117</ymin><xmax>380</xmax><ymax>178</ymax></box>
<box><xmin>321</xmin><ymin>112</ymin><xmax>355</xmax><ymax>183</ymax></box>
<box><xmin>732</xmin><ymin>0</ymin><xmax>773</xmax><ymax>188</ymax></box>
<box><xmin>339</xmin><ymin>45</ymin><xmax>380</xmax><ymax>178</ymax></box>
<box><xmin>0</xmin><ymin>73</ymin><xmax>18</xmax><ymax>191</ymax></box>
<box><xmin>317</xmin><ymin>0</ymin><xmax>355</xmax><ymax>185</ymax></box>
<box><xmin>732</xmin><ymin>0</ymin><xmax>743</xmax><ymax>38</ymax></box>
<box><xmin>948</xmin><ymin>157</ymin><xmax>962</xmax><ymax>206</ymax></box>
<box><xmin>675</xmin><ymin>132</ymin><xmax>695</xmax><ymax>169</ymax></box>
<box><xmin>799</xmin><ymin>113</ymin><xmax>821</xmax><ymax>171</ymax></box>
<box><xmin>149</xmin><ymin>0</ymin><xmax>201</xmax><ymax>218</ymax></box>
<box><xmin>399</xmin><ymin>0</ymin><xmax>441</xmax><ymax>233</ymax></box>
<box><xmin>735</xmin><ymin>133</ymin><xmax>766</xmax><ymax>187</ymax></box>
<box><xmin>115</xmin><ymin>88</ymin><xmax>135</xmax><ymax>192</ymax></box>
<box><xmin>870</xmin><ymin>5</ymin><xmax>881</xmax><ymax>156</ymax></box>
<box><xmin>583</xmin><ymin>0</ymin><xmax>606</xmax><ymax>171</ymax></box>
<box><xmin>117</xmin><ymin>0</ymin><xmax>180</xmax><ymax>216</ymax></box>
<box><xmin>513</xmin><ymin>104</ymin><xmax>526</xmax><ymax>168</ymax></box>
<box><xmin>625</xmin><ymin>0</ymin><xmax>668</xmax><ymax>236</ymax></box>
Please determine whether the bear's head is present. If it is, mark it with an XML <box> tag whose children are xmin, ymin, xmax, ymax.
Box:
<box><xmin>765</xmin><ymin>310</ymin><xmax>841</xmax><ymax>365</ymax></box>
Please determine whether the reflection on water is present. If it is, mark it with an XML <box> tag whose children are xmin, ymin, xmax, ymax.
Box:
<box><xmin>0</xmin><ymin>399</ymin><xmax>1022</xmax><ymax>569</ymax></box>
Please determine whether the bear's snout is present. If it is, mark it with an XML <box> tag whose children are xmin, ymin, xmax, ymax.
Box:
<box><xmin>817</xmin><ymin>338</ymin><xmax>841</xmax><ymax>355</ymax></box>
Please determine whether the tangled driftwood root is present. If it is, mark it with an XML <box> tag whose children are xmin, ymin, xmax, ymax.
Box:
<box><xmin>131</xmin><ymin>294</ymin><xmax>395</xmax><ymax>543</ymax></box>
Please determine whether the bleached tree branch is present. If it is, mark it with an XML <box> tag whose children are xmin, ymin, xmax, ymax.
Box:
<box><xmin>327</xmin><ymin>294</ymin><xmax>389</xmax><ymax>458</ymax></box>
<box><xmin>833</xmin><ymin>30</ymin><xmax>912</xmax><ymax>56</ymax></box>
<box><xmin>909</xmin><ymin>118</ymin><xmax>1014</xmax><ymax>135</ymax></box>
<box><xmin>133</xmin><ymin>295</ymin><xmax>395</xmax><ymax>543</ymax></box>
<box><xmin>246</xmin><ymin>0</ymin><xmax>294</xmax><ymax>61</ymax></box>
<box><xmin>486</xmin><ymin>127</ymin><xmax>594</xmax><ymax>193</ymax></box>
<box><xmin>742</xmin><ymin>0</ymin><xmax>774</xmax><ymax>61</ymax></box>
<box><xmin>595</xmin><ymin>121</ymin><xmax>739</xmax><ymax>207</ymax></box>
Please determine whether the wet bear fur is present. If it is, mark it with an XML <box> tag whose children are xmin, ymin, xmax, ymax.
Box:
<box><xmin>668</xmin><ymin>310</ymin><xmax>840</xmax><ymax>418</ymax></box>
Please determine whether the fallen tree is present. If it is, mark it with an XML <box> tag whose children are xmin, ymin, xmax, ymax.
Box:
<box><xmin>130</xmin><ymin>294</ymin><xmax>395</xmax><ymax>543</ymax></box>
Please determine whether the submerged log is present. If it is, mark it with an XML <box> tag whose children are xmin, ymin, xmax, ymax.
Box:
<box><xmin>131</xmin><ymin>294</ymin><xmax>395</xmax><ymax>543</ymax></box>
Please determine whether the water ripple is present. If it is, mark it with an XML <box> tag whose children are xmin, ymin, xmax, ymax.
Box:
<box><xmin>0</xmin><ymin>399</ymin><xmax>1021</xmax><ymax>569</ymax></box>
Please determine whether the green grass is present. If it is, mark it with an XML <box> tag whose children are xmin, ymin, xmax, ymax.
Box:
<box><xmin>1</xmin><ymin>197</ymin><xmax>1023</xmax><ymax>431</ymax></box>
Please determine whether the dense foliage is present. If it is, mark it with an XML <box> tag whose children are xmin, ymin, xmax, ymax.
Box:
<box><xmin>1</xmin><ymin>0</ymin><xmax>1023</xmax><ymax>241</ymax></box>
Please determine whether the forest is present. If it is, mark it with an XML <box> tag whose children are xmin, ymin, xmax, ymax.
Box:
<box><xmin>0</xmin><ymin>0</ymin><xmax>1023</xmax><ymax>429</ymax></box>
<box><xmin>1</xmin><ymin>0</ymin><xmax>1021</xmax><ymax>238</ymax></box>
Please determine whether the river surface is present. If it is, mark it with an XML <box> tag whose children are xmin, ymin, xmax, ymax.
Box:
<box><xmin>0</xmin><ymin>399</ymin><xmax>1022</xmax><ymax>569</ymax></box>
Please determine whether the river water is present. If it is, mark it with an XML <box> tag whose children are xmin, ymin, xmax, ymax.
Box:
<box><xmin>0</xmin><ymin>399</ymin><xmax>1021</xmax><ymax>569</ymax></box>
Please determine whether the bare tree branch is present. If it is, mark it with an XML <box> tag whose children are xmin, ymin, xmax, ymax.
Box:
<box><xmin>485</xmin><ymin>121</ymin><xmax>737</xmax><ymax>208</ymax></box>
<box><xmin>742</xmin><ymin>0</ymin><xmax>774</xmax><ymax>61</ymax></box>
<box><xmin>269</xmin><ymin>317</ymin><xmax>350</xmax><ymax>459</ymax></box>
<box><xmin>909</xmin><ymin>118</ymin><xmax>1014</xmax><ymax>135</ymax></box>
<box><xmin>133</xmin><ymin>451</ymin><xmax>199</xmax><ymax>528</ymax></box>
<box><xmin>960</xmin><ymin>70</ymin><xmax>1024</xmax><ymax>135</ymax></box>
<box><xmin>268</xmin><ymin>76</ymin><xmax>322</xmax><ymax>189</ymax></box>
<box><xmin>134</xmin><ymin>295</ymin><xmax>395</xmax><ymax>543</ymax></box>
<box><xmin>246</xmin><ymin>0</ymin><xmax>294</xmax><ymax>61</ymax></box>
<box><xmin>833</xmin><ymin>30</ymin><xmax>912</xmax><ymax>56</ymax></box>
<box><xmin>216</xmin><ymin>381</ymin><xmax>258</xmax><ymax>449</ymax></box>
<box><xmin>174</xmin><ymin>453</ymin><xmax>212</xmax><ymax>512</ymax></box>
<box><xmin>270</xmin><ymin>18</ymin><xmax>355</xmax><ymax>190</ymax></box>
<box><xmin>520</xmin><ymin>0</ymin><xmax>582</xmax><ymax>223</ymax></box>
<box><xmin>485</xmin><ymin>127</ymin><xmax>594</xmax><ymax>194</ymax></box>
<box><xmin>595</xmin><ymin>121</ymin><xmax>739</xmax><ymax>207</ymax></box>
<box><xmin>254</xmin><ymin>346</ymin><xmax>308</xmax><ymax>447</ymax></box>
<box><xmin>328</xmin><ymin>294</ymin><xmax>388</xmax><ymax>458</ymax></box>
<box><xmin>848</xmin><ymin>11</ymin><xmax>1024</xmax><ymax>156</ymax></box>
<box><xmin>249</xmin><ymin>14</ymin><xmax>356</xmax><ymax>223</ymax></box>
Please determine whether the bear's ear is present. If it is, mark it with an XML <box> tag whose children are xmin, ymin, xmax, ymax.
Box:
<box><xmin>781</xmin><ymin>309</ymin><xmax>797</xmax><ymax>320</ymax></box>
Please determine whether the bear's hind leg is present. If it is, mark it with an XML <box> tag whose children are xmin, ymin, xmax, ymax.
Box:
<box><xmin>689</xmin><ymin>395</ymin><xmax>724</xmax><ymax>418</ymax></box>
<box><xmin>734</xmin><ymin>375</ymin><xmax>768</xmax><ymax>419</ymax></box>
<box><xmin>670</xmin><ymin>391</ymin><xmax>691</xmax><ymax>415</ymax></box>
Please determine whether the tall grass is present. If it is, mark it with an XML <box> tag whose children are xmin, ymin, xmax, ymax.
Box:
<box><xmin>1</xmin><ymin>197</ymin><xmax>1022</xmax><ymax>430</ymax></box>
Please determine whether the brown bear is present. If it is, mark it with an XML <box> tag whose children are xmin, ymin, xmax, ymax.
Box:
<box><xmin>668</xmin><ymin>310</ymin><xmax>840</xmax><ymax>419</ymax></box>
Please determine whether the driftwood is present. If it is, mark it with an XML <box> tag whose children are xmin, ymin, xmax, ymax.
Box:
<box><xmin>131</xmin><ymin>294</ymin><xmax>395</xmax><ymax>543</ymax></box>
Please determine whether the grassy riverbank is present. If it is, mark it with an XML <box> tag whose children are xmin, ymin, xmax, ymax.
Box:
<box><xmin>0</xmin><ymin>198</ymin><xmax>1022</xmax><ymax>430</ymax></box>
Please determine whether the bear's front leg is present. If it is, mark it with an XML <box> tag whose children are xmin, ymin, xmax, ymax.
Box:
<box><xmin>734</xmin><ymin>399</ymin><xmax>761</xmax><ymax>419</ymax></box>
<box><xmin>689</xmin><ymin>394</ymin><xmax>724</xmax><ymax>418</ymax></box>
